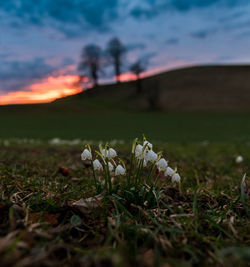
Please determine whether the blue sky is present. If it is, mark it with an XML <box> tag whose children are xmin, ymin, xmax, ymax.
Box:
<box><xmin>1</xmin><ymin>0</ymin><xmax>250</xmax><ymax>101</ymax></box>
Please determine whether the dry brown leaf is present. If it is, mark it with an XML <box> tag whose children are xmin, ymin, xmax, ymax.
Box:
<box><xmin>59</xmin><ymin>166</ymin><xmax>70</xmax><ymax>176</ymax></box>
<box><xmin>140</xmin><ymin>249</ymin><xmax>155</xmax><ymax>267</ymax></box>
<box><xmin>72</xmin><ymin>193</ymin><xmax>104</xmax><ymax>214</ymax></box>
<box><xmin>28</xmin><ymin>212</ymin><xmax>59</xmax><ymax>226</ymax></box>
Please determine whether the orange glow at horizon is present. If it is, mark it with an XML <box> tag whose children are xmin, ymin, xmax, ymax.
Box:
<box><xmin>115</xmin><ymin>72</ymin><xmax>138</xmax><ymax>82</ymax></box>
<box><xmin>0</xmin><ymin>75</ymin><xmax>83</xmax><ymax>105</ymax></box>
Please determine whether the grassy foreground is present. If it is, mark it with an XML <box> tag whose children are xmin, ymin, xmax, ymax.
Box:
<box><xmin>0</xmin><ymin>142</ymin><xmax>249</xmax><ymax>266</ymax></box>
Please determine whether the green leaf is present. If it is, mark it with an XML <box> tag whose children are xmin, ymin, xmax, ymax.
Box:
<box><xmin>70</xmin><ymin>215</ymin><xmax>82</xmax><ymax>227</ymax></box>
<box><xmin>241</xmin><ymin>173</ymin><xmax>246</xmax><ymax>204</ymax></box>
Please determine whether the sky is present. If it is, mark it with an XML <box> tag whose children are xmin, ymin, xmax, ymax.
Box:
<box><xmin>1</xmin><ymin>0</ymin><xmax>250</xmax><ymax>104</ymax></box>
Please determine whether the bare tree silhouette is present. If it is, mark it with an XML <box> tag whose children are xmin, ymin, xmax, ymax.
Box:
<box><xmin>106</xmin><ymin>37</ymin><xmax>126</xmax><ymax>83</ymax></box>
<box><xmin>78</xmin><ymin>44</ymin><xmax>103</xmax><ymax>87</ymax></box>
<box><xmin>130</xmin><ymin>59</ymin><xmax>146</xmax><ymax>94</ymax></box>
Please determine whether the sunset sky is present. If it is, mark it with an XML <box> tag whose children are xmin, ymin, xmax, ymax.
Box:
<box><xmin>1</xmin><ymin>0</ymin><xmax>250</xmax><ymax>104</ymax></box>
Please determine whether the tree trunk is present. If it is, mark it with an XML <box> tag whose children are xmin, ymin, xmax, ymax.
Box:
<box><xmin>136</xmin><ymin>74</ymin><xmax>142</xmax><ymax>94</ymax></box>
<box><xmin>115</xmin><ymin>59</ymin><xmax>121</xmax><ymax>83</ymax></box>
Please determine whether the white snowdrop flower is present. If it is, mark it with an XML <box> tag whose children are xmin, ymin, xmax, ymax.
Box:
<box><xmin>93</xmin><ymin>159</ymin><xmax>103</xmax><ymax>171</ymax></box>
<box><xmin>49</xmin><ymin>137</ymin><xmax>61</xmax><ymax>145</ymax></box>
<box><xmin>172</xmin><ymin>173</ymin><xmax>181</xmax><ymax>183</ymax></box>
<box><xmin>145</xmin><ymin>150</ymin><xmax>158</xmax><ymax>162</ymax></box>
<box><xmin>135</xmin><ymin>144</ymin><xmax>143</xmax><ymax>158</ymax></box>
<box><xmin>3</xmin><ymin>140</ymin><xmax>9</xmax><ymax>147</ymax></box>
<box><xmin>108</xmin><ymin>148</ymin><xmax>117</xmax><ymax>158</ymax></box>
<box><xmin>101</xmin><ymin>149</ymin><xmax>108</xmax><ymax>158</ymax></box>
<box><xmin>81</xmin><ymin>149</ymin><xmax>92</xmax><ymax>160</ymax></box>
<box><xmin>143</xmin><ymin>140</ymin><xmax>153</xmax><ymax>150</ymax></box>
<box><xmin>165</xmin><ymin>167</ymin><xmax>175</xmax><ymax>177</ymax></box>
<box><xmin>235</xmin><ymin>155</ymin><xmax>243</xmax><ymax>163</ymax></box>
<box><xmin>156</xmin><ymin>158</ymin><xmax>168</xmax><ymax>172</ymax></box>
<box><xmin>108</xmin><ymin>162</ymin><xmax>114</xmax><ymax>172</ymax></box>
<box><xmin>115</xmin><ymin>165</ymin><xmax>126</xmax><ymax>176</ymax></box>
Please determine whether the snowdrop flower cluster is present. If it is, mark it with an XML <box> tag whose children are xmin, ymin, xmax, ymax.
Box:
<box><xmin>81</xmin><ymin>137</ymin><xmax>181</xmax><ymax>194</ymax></box>
<box><xmin>134</xmin><ymin>138</ymin><xmax>181</xmax><ymax>183</ymax></box>
<box><xmin>81</xmin><ymin>143</ymin><xmax>126</xmax><ymax>193</ymax></box>
<box><xmin>135</xmin><ymin>142</ymin><xmax>157</xmax><ymax>166</ymax></box>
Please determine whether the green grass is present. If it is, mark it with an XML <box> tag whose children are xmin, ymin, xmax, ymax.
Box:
<box><xmin>0</xmin><ymin>109</ymin><xmax>250</xmax><ymax>142</ymax></box>
<box><xmin>0</xmin><ymin>142</ymin><xmax>249</xmax><ymax>266</ymax></box>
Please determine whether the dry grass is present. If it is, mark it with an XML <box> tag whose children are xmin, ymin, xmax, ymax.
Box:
<box><xmin>0</xmin><ymin>143</ymin><xmax>249</xmax><ymax>266</ymax></box>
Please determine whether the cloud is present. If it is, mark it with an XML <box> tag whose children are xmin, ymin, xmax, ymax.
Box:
<box><xmin>223</xmin><ymin>19</ymin><xmax>250</xmax><ymax>32</ymax></box>
<box><xmin>218</xmin><ymin>11</ymin><xmax>246</xmax><ymax>23</ymax></box>
<box><xmin>0</xmin><ymin>0</ymin><xmax>118</xmax><ymax>26</ymax></box>
<box><xmin>0</xmin><ymin>0</ymin><xmax>119</xmax><ymax>37</ymax></box>
<box><xmin>190</xmin><ymin>29</ymin><xmax>216</xmax><ymax>39</ymax></box>
<box><xmin>2</xmin><ymin>0</ymin><xmax>250</xmax><ymax>38</ymax></box>
<box><xmin>0</xmin><ymin>75</ymin><xmax>82</xmax><ymax>105</ymax></box>
<box><xmin>140</xmin><ymin>51</ymin><xmax>157</xmax><ymax>62</ymax></box>
<box><xmin>129</xmin><ymin>0</ymin><xmax>249</xmax><ymax>19</ymax></box>
<box><xmin>169</xmin><ymin>0</ymin><xmax>249</xmax><ymax>11</ymax></box>
<box><xmin>0</xmin><ymin>57</ymin><xmax>75</xmax><ymax>94</ymax></box>
<box><xmin>166</xmin><ymin>38</ymin><xmax>179</xmax><ymax>45</ymax></box>
<box><xmin>0</xmin><ymin>58</ymin><xmax>55</xmax><ymax>81</ymax></box>
<box><xmin>126</xmin><ymin>42</ymin><xmax>146</xmax><ymax>51</ymax></box>
<box><xmin>215</xmin><ymin>55</ymin><xmax>234</xmax><ymax>61</ymax></box>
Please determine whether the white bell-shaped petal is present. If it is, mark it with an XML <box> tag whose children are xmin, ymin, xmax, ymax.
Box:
<box><xmin>93</xmin><ymin>159</ymin><xmax>103</xmax><ymax>171</ymax></box>
<box><xmin>143</xmin><ymin>140</ymin><xmax>153</xmax><ymax>150</ymax></box>
<box><xmin>101</xmin><ymin>149</ymin><xmax>108</xmax><ymax>158</ymax></box>
<box><xmin>81</xmin><ymin>149</ymin><xmax>92</xmax><ymax>160</ymax></box>
<box><xmin>156</xmin><ymin>158</ymin><xmax>168</xmax><ymax>172</ymax></box>
<box><xmin>145</xmin><ymin>150</ymin><xmax>158</xmax><ymax>162</ymax></box>
<box><xmin>108</xmin><ymin>162</ymin><xmax>114</xmax><ymax>172</ymax></box>
<box><xmin>108</xmin><ymin>148</ymin><xmax>117</xmax><ymax>158</ymax></box>
<box><xmin>135</xmin><ymin>144</ymin><xmax>143</xmax><ymax>158</ymax></box>
<box><xmin>172</xmin><ymin>173</ymin><xmax>181</xmax><ymax>183</ymax></box>
<box><xmin>164</xmin><ymin>167</ymin><xmax>175</xmax><ymax>176</ymax></box>
<box><xmin>115</xmin><ymin>165</ymin><xmax>126</xmax><ymax>176</ymax></box>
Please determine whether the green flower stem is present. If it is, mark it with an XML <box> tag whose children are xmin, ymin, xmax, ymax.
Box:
<box><xmin>147</xmin><ymin>164</ymin><xmax>156</xmax><ymax>184</ymax></box>
<box><xmin>105</xmin><ymin>159</ymin><xmax>112</xmax><ymax>193</ymax></box>
<box><xmin>135</xmin><ymin>158</ymin><xmax>143</xmax><ymax>186</ymax></box>
<box><xmin>132</xmin><ymin>156</ymin><xmax>138</xmax><ymax>184</ymax></box>
<box><xmin>91</xmin><ymin>160</ymin><xmax>98</xmax><ymax>193</ymax></box>
<box><xmin>127</xmin><ymin>153</ymin><xmax>134</xmax><ymax>186</ymax></box>
<box><xmin>154</xmin><ymin>171</ymin><xmax>161</xmax><ymax>188</ymax></box>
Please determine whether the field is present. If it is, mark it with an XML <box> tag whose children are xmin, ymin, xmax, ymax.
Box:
<box><xmin>0</xmin><ymin>141</ymin><xmax>249</xmax><ymax>266</ymax></box>
<box><xmin>0</xmin><ymin>104</ymin><xmax>250</xmax><ymax>142</ymax></box>
<box><xmin>0</xmin><ymin>65</ymin><xmax>250</xmax><ymax>266</ymax></box>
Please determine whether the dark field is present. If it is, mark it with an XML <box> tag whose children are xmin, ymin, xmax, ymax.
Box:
<box><xmin>0</xmin><ymin>107</ymin><xmax>250</xmax><ymax>142</ymax></box>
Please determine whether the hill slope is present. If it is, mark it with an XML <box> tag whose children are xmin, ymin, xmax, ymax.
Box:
<box><xmin>0</xmin><ymin>65</ymin><xmax>250</xmax><ymax>141</ymax></box>
<box><xmin>56</xmin><ymin>65</ymin><xmax>250</xmax><ymax>111</ymax></box>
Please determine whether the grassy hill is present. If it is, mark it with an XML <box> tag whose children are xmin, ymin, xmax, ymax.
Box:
<box><xmin>0</xmin><ymin>65</ymin><xmax>250</xmax><ymax>141</ymax></box>
<box><xmin>56</xmin><ymin>65</ymin><xmax>250</xmax><ymax>111</ymax></box>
